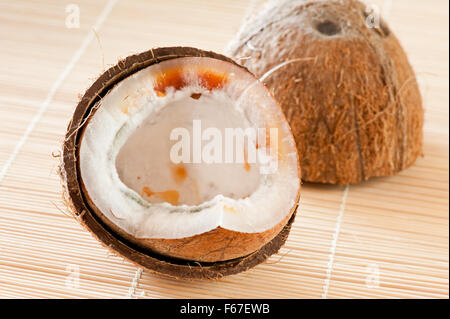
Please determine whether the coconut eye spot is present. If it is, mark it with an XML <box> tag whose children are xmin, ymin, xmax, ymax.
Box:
<box><xmin>314</xmin><ymin>20</ymin><xmax>341</xmax><ymax>36</ymax></box>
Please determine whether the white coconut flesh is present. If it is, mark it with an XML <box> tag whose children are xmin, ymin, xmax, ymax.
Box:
<box><xmin>79</xmin><ymin>57</ymin><xmax>300</xmax><ymax>240</ymax></box>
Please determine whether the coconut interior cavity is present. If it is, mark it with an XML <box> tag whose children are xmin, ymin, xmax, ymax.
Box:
<box><xmin>115</xmin><ymin>91</ymin><xmax>261</xmax><ymax>206</ymax></box>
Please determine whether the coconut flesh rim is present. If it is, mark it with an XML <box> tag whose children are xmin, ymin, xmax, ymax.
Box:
<box><xmin>79</xmin><ymin>56</ymin><xmax>300</xmax><ymax>245</ymax></box>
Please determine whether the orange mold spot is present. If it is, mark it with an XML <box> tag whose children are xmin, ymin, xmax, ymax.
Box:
<box><xmin>142</xmin><ymin>186</ymin><xmax>180</xmax><ymax>205</ymax></box>
<box><xmin>172</xmin><ymin>164</ymin><xmax>187</xmax><ymax>184</ymax></box>
<box><xmin>153</xmin><ymin>67</ymin><xmax>228</xmax><ymax>95</ymax></box>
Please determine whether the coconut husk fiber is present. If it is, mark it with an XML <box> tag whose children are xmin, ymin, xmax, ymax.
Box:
<box><xmin>61</xmin><ymin>46</ymin><xmax>299</xmax><ymax>280</ymax></box>
<box><xmin>228</xmin><ymin>0</ymin><xmax>424</xmax><ymax>185</ymax></box>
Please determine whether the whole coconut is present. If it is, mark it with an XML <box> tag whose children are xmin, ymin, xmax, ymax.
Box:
<box><xmin>228</xmin><ymin>0</ymin><xmax>423</xmax><ymax>185</ymax></box>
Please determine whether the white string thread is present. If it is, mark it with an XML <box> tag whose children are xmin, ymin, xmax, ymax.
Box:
<box><xmin>322</xmin><ymin>185</ymin><xmax>350</xmax><ymax>299</ymax></box>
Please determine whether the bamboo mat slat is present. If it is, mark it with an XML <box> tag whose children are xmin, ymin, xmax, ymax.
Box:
<box><xmin>0</xmin><ymin>0</ymin><xmax>448</xmax><ymax>299</ymax></box>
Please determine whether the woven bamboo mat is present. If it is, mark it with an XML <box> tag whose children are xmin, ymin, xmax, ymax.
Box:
<box><xmin>0</xmin><ymin>0</ymin><xmax>448</xmax><ymax>299</ymax></box>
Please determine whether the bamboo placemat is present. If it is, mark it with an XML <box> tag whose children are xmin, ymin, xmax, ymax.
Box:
<box><xmin>0</xmin><ymin>0</ymin><xmax>448</xmax><ymax>299</ymax></box>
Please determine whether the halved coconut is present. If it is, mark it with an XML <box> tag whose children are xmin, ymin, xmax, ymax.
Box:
<box><xmin>61</xmin><ymin>47</ymin><xmax>300</xmax><ymax>279</ymax></box>
<box><xmin>227</xmin><ymin>0</ymin><xmax>424</xmax><ymax>185</ymax></box>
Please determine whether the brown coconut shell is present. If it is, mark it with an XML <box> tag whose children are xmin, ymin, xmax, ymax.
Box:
<box><xmin>228</xmin><ymin>0</ymin><xmax>423</xmax><ymax>185</ymax></box>
<box><xmin>61</xmin><ymin>46</ymin><xmax>300</xmax><ymax>280</ymax></box>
